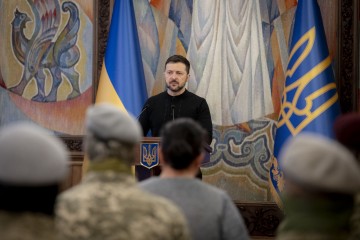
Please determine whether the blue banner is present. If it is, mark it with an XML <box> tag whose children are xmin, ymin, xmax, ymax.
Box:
<box><xmin>269</xmin><ymin>0</ymin><xmax>341</xmax><ymax>206</ymax></box>
<box><xmin>96</xmin><ymin>0</ymin><xmax>148</xmax><ymax>116</ymax></box>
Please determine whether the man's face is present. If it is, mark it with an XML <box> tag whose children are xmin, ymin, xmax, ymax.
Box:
<box><xmin>164</xmin><ymin>62</ymin><xmax>189</xmax><ymax>95</ymax></box>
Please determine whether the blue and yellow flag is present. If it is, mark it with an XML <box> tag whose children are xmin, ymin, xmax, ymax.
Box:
<box><xmin>269</xmin><ymin>0</ymin><xmax>341</xmax><ymax>206</ymax></box>
<box><xmin>96</xmin><ymin>0</ymin><xmax>147</xmax><ymax>116</ymax></box>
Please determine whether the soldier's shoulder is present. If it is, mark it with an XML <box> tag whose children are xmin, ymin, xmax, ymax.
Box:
<box><xmin>135</xmin><ymin>190</ymin><xmax>185</xmax><ymax>218</ymax></box>
<box><xmin>0</xmin><ymin>212</ymin><xmax>56</xmax><ymax>240</ymax></box>
<box><xmin>133</xmin><ymin>191</ymin><xmax>190</xmax><ymax>239</ymax></box>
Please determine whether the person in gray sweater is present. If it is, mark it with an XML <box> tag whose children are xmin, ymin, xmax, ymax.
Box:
<box><xmin>140</xmin><ymin>118</ymin><xmax>249</xmax><ymax>240</ymax></box>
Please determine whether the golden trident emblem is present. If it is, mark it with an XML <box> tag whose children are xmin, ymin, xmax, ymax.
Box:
<box><xmin>277</xmin><ymin>27</ymin><xmax>338</xmax><ymax>135</ymax></box>
<box><xmin>141</xmin><ymin>143</ymin><xmax>159</xmax><ymax>168</ymax></box>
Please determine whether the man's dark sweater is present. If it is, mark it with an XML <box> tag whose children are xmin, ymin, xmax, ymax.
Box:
<box><xmin>139</xmin><ymin>90</ymin><xmax>213</xmax><ymax>144</ymax></box>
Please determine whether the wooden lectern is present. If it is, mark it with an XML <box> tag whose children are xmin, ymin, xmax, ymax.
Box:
<box><xmin>134</xmin><ymin>137</ymin><xmax>212</xmax><ymax>181</ymax></box>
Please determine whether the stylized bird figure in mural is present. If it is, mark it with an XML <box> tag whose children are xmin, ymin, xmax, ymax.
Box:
<box><xmin>10</xmin><ymin>0</ymin><xmax>81</xmax><ymax>102</ymax></box>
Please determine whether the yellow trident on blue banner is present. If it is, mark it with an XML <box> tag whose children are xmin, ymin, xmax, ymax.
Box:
<box><xmin>140</xmin><ymin>143</ymin><xmax>159</xmax><ymax>169</ymax></box>
<box><xmin>269</xmin><ymin>0</ymin><xmax>341</xmax><ymax>206</ymax></box>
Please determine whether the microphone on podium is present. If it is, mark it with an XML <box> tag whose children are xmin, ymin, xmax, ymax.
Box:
<box><xmin>171</xmin><ymin>104</ymin><xmax>175</xmax><ymax>120</ymax></box>
<box><xmin>137</xmin><ymin>105</ymin><xmax>149</xmax><ymax>119</ymax></box>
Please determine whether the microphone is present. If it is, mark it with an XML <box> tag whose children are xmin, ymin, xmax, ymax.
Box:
<box><xmin>137</xmin><ymin>105</ymin><xmax>149</xmax><ymax>119</ymax></box>
<box><xmin>171</xmin><ymin>104</ymin><xmax>175</xmax><ymax>120</ymax></box>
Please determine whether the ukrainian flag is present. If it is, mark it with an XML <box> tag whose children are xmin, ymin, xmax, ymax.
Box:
<box><xmin>269</xmin><ymin>0</ymin><xmax>341</xmax><ymax>206</ymax></box>
<box><xmin>96</xmin><ymin>0</ymin><xmax>147</xmax><ymax>116</ymax></box>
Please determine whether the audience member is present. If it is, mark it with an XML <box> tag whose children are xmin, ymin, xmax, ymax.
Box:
<box><xmin>55</xmin><ymin>103</ymin><xmax>190</xmax><ymax>240</ymax></box>
<box><xmin>334</xmin><ymin>113</ymin><xmax>360</xmax><ymax>240</ymax></box>
<box><xmin>0</xmin><ymin>123</ymin><xmax>69</xmax><ymax>240</ymax></box>
<box><xmin>140</xmin><ymin>118</ymin><xmax>249</xmax><ymax>240</ymax></box>
<box><xmin>276</xmin><ymin>133</ymin><xmax>360</xmax><ymax>240</ymax></box>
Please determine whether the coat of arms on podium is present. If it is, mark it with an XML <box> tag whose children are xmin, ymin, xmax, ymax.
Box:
<box><xmin>140</xmin><ymin>143</ymin><xmax>159</xmax><ymax>169</ymax></box>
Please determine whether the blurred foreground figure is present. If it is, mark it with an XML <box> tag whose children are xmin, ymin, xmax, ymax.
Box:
<box><xmin>276</xmin><ymin>133</ymin><xmax>360</xmax><ymax>240</ymax></box>
<box><xmin>140</xmin><ymin>118</ymin><xmax>249</xmax><ymax>240</ymax></box>
<box><xmin>55</xmin><ymin>103</ymin><xmax>190</xmax><ymax>240</ymax></box>
<box><xmin>334</xmin><ymin>113</ymin><xmax>360</xmax><ymax>240</ymax></box>
<box><xmin>0</xmin><ymin>123</ymin><xmax>69</xmax><ymax>240</ymax></box>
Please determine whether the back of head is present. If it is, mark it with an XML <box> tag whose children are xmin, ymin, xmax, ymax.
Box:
<box><xmin>334</xmin><ymin>113</ymin><xmax>360</xmax><ymax>152</ymax></box>
<box><xmin>85</xmin><ymin>103</ymin><xmax>142</xmax><ymax>164</ymax></box>
<box><xmin>0</xmin><ymin>122</ymin><xmax>69</xmax><ymax>215</ymax></box>
<box><xmin>160</xmin><ymin>118</ymin><xmax>206</xmax><ymax>170</ymax></box>
<box><xmin>279</xmin><ymin>133</ymin><xmax>360</xmax><ymax>195</ymax></box>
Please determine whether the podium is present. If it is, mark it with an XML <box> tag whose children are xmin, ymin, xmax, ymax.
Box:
<box><xmin>134</xmin><ymin>137</ymin><xmax>212</xmax><ymax>181</ymax></box>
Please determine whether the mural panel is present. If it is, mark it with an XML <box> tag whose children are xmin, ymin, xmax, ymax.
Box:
<box><xmin>0</xmin><ymin>0</ymin><xmax>95</xmax><ymax>135</ymax></box>
<box><xmin>135</xmin><ymin>0</ymin><xmax>307</xmax><ymax>202</ymax></box>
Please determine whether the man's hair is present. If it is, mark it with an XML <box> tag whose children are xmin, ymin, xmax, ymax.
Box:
<box><xmin>165</xmin><ymin>55</ymin><xmax>190</xmax><ymax>74</ymax></box>
<box><xmin>160</xmin><ymin>118</ymin><xmax>206</xmax><ymax>169</ymax></box>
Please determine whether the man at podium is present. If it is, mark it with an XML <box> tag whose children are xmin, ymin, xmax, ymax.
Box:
<box><xmin>138</xmin><ymin>55</ymin><xmax>212</xmax><ymax>144</ymax></box>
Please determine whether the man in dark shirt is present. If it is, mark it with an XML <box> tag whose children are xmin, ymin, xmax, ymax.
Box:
<box><xmin>139</xmin><ymin>55</ymin><xmax>213</xmax><ymax>144</ymax></box>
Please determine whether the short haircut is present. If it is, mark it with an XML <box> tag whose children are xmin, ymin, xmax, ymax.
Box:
<box><xmin>160</xmin><ymin>118</ymin><xmax>206</xmax><ymax>169</ymax></box>
<box><xmin>165</xmin><ymin>55</ymin><xmax>190</xmax><ymax>74</ymax></box>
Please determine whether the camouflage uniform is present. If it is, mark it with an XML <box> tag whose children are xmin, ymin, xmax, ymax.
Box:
<box><xmin>276</xmin><ymin>196</ymin><xmax>352</xmax><ymax>240</ymax></box>
<box><xmin>0</xmin><ymin>211</ymin><xmax>58</xmax><ymax>240</ymax></box>
<box><xmin>55</xmin><ymin>171</ymin><xmax>190</xmax><ymax>240</ymax></box>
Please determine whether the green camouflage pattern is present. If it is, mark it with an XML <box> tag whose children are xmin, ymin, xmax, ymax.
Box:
<box><xmin>55</xmin><ymin>172</ymin><xmax>190</xmax><ymax>240</ymax></box>
<box><xmin>276</xmin><ymin>195</ymin><xmax>352</xmax><ymax>240</ymax></box>
<box><xmin>0</xmin><ymin>211</ymin><xmax>58</xmax><ymax>240</ymax></box>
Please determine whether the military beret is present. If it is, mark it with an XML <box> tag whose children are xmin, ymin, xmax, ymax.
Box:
<box><xmin>279</xmin><ymin>133</ymin><xmax>360</xmax><ymax>194</ymax></box>
<box><xmin>334</xmin><ymin>113</ymin><xmax>360</xmax><ymax>151</ymax></box>
<box><xmin>0</xmin><ymin>123</ymin><xmax>69</xmax><ymax>186</ymax></box>
<box><xmin>86</xmin><ymin>103</ymin><xmax>142</xmax><ymax>144</ymax></box>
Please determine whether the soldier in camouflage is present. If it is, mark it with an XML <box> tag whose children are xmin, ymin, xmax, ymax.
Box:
<box><xmin>0</xmin><ymin>212</ymin><xmax>57</xmax><ymax>240</ymax></box>
<box><xmin>55</xmin><ymin>103</ymin><xmax>190</xmax><ymax>240</ymax></box>
<box><xmin>276</xmin><ymin>133</ymin><xmax>360</xmax><ymax>240</ymax></box>
<box><xmin>0</xmin><ymin>123</ymin><xmax>69</xmax><ymax>240</ymax></box>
